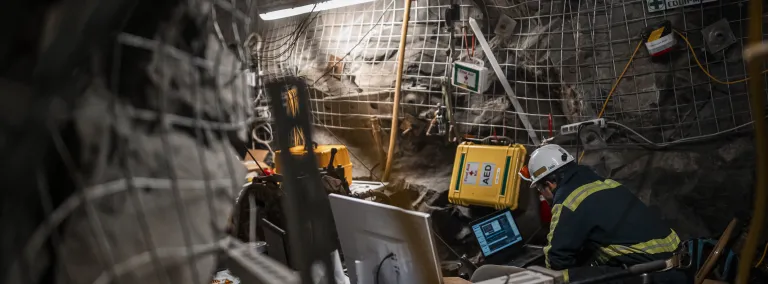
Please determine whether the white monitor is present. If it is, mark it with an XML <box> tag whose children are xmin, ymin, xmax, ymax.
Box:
<box><xmin>328</xmin><ymin>194</ymin><xmax>443</xmax><ymax>284</ymax></box>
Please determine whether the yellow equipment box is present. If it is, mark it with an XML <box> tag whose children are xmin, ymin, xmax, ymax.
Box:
<box><xmin>275</xmin><ymin>144</ymin><xmax>353</xmax><ymax>185</ymax></box>
<box><xmin>448</xmin><ymin>142</ymin><xmax>527</xmax><ymax>210</ymax></box>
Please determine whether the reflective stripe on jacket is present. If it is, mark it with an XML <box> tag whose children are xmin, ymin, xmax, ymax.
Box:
<box><xmin>543</xmin><ymin>165</ymin><xmax>679</xmax><ymax>270</ymax></box>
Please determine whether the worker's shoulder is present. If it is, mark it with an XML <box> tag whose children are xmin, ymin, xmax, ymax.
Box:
<box><xmin>561</xmin><ymin>177</ymin><xmax>633</xmax><ymax>211</ymax></box>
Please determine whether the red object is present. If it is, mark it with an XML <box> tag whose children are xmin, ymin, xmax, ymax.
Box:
<box><xmin>539</xmin><ymin>194</ymin><xmax>552</xmax><ymax>223</ymax></box>
<box><xmin>463</xmin><ymin>27</ymin><xmax>472</xmax><ymax>58</ymax></box>
<box><xmin>519</xmin><ymin>166</ymin><xmax>531</xmax><ymax>180</ymax></box>
<box><xmin>471</xmin><ymin>35</ymin><xmax>475</xmax><ymax>57</ymax></box>
<box><xmin>262</xmin><ymin>168</ymin><xmax>274</xmax><ymax>176</ymax></box>
<box><xmin>548</xmin><ymin>114</ymin><xmax>553</xmax><ymax>137</ymax></box>
<box><xmin>652</xmin><ymin>48</ymin><xmax>673</xmax><ymax>57</ymax></box>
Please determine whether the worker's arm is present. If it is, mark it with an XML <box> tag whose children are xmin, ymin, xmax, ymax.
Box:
<box><xmin>544</xmin><ymin>204</ymin><xmax>593</xmax><ymax>270</ymax></box>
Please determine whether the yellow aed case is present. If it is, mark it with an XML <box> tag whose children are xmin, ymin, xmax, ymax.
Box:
<box><xmin>448</xmin><ymin>142</ymin><xmax>527</xmax><ymax>210</ymax></box>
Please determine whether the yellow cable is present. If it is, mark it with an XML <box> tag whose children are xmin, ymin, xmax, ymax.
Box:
<box><xmin>598</xmin><ymin>41</ymin><xmax>644</xmax><ymax>118</ymax></box>
<box><xmin>675</xmin><ymin>30</ymin><xmax>768</xmax><ymax>85</ymax></box>
<box><xmin>286</xmin><ymin>88</ymin><xmax>305</xmax><ymax>147</ymax></box>
<box><xmin>578</xmin><ymin>31</ymin><xmax>768</xmax><ymax>163</ymax></box>
<box><xmin>578</xmin><ymin>40</ymin><xmax>643</xmax><ymax>163</ymax></box>
<box><xmin>755</xmin><ymin>242</ymin><xmax>768</xmax><ymax>268</ymax></box>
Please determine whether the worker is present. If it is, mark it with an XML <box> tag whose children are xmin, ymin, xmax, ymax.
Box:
<box><xmin>525</xmin><ymin>144</ymin><xmax>687</xmax><ymax>283</ymax></box>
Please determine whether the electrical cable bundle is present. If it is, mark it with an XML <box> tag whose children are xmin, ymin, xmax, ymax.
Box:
<box><xmin>313</xmin><ymin>0</ymin><xmax>396</xmax><ymax>85</ymax></box>
<box><xmin>259</xmin><ymin>4</ymin><xmax>320</xmax><ymax>62</ymax></box>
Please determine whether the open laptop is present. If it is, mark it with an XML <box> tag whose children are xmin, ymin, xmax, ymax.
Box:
<box><xmin>470</xmin><ymin>209</ymin><xmax>544</xmax><ymax>267</ymax></box>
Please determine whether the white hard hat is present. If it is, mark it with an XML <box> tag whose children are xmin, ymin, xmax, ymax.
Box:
<box><xmin>528</xmin><ymin>144</ymin><xmax>574</xmax><ymax>186</ymax></box>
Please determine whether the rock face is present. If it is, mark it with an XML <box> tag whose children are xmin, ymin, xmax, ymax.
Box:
<box><xmin>259</xmin><ymin>0</ymin><xmax>763</xmax><ymax>244</ymax></box>
<box><xmin>1</xmin><ymin>1</ymin><xmax>248</xmax><ymax>284</ymax></box>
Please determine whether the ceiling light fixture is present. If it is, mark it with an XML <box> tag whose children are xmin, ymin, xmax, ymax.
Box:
<box><xmin>260</xmin><ymin>0</ymin><xmax>375</xmax><ymax>21</ymax></box>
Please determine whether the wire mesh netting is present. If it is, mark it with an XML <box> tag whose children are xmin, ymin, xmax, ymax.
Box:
<box><xmin>258</xmin><ymin>0</ymin><xmax>768</xmax><ymax>146</ymax></box>
<box><xmin>0</xmin><ymin>0</ymin><xmax>285</xmax><ymax>283</ymax></box>
<box><xmin>2</xmin><ymin>0</ymin><xmax>767</xmax><ymax>283</ymax></box>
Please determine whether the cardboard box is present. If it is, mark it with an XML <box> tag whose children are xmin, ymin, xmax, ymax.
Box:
<box><xmin>243</xmin><ymin>149</ymin><xmax>271</xmax><ymax>172</ymax></box>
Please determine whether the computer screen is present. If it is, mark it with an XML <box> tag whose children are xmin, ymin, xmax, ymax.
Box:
<box><xmin>471</xmin><ymin>210</ymin><xmax>523</xmax><ymax>257</ymax></box>
<box><xmin>328</xmin><ymin>194</ymin><xmax>443</xmax><ymax>284</ymax></box>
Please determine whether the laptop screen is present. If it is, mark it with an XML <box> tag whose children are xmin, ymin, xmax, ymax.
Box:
<box><xmin>471</xmin><ymin>210</ymin><xmax>523</xmax><ymax>257</ymax></box>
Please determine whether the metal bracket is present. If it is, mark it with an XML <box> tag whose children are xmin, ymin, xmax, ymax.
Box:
<box><xmin>701</xmin><ymin>19</ymin><xmax>737</xmax><ymax>54</ymax></box>
<box><xmin>468</xmin><ymin>18</ymin><xmax>541</xmax><ymax>145</ymax></box>
<box><xmin>494</xmin><ymin>14</ymin><xmax>518</xmax><ymax>39</ymax></box>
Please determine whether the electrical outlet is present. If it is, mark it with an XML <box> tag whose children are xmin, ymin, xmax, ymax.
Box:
<box><xmin>559</xmin><ymin>118</ymin><xmax>606</xmax><ymax>136</ymax></box>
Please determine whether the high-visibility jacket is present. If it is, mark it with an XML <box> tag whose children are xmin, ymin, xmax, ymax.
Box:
<box><xmin>544</xmin><ymin>165</ymin><xmax>680</xmax><ymax>274</ymax></box>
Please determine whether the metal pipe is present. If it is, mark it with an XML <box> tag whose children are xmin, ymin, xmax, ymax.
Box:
<box><xmin>382</xmin><ymin>0</ymin><xmax>413</xmax><ymax>182</ymax></box>
<box><xmin>737</xmin><ymin>0</ymin><xmax>767</xmax><ymax>282</ymax></box>
<box><xmin>468</xmin><ymin>18</ymin><xmax>541</xmax><ymax>145</ymax></box>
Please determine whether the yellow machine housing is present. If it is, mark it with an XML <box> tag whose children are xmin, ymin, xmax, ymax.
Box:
<box><xmin>448</xmin><ymin>142</ymin><xmax>527</xmax><ymax>210</ymax></box>
<box><xmin>275</xmin><ymin>145</ymin><xmax>353</xmax><ymax>185</ymax></box>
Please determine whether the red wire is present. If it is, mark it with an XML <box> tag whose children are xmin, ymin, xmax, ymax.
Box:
<box><xmin>471</xmin><ymin>35</ymin><xmax>475</xmax><ymax>57</ymax></box>
<box><xmin>462</xmin><ymin>27</ymin><xmax>472</xmax><ymax>58</ymax></box>
<box><xmin>548</xmin><ymin>114</ymin><xmax>553</xmax><ymax>137</ymax></box>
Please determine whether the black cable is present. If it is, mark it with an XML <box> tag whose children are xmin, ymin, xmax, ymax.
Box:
<box><xmin>313</xmin><ymin>0</ymin><xmax>396</xmax><ymax>85</ymax></box>
<box><xmin>244</xmin><ymin>146</ymin><xmax>268</xmax><ymax>173</ymax></box>
<box><xmin>375</xmin><ymin>252</ymin><xmax>396</xmax><ymax>284</ymax></box>
<box><xmin>260</xmin><ymin>18</ymin><xmax>315</xmax><ymax>60</ymax></box>
<box><xmin>260</xmin><ymin>21</ymin><xmax>309</xmax><ymax>54</ymax></box>
<box><xmin>432</xmin><ymin>230</ymin><xmax>478</xmax><ymax>269</ymax></box>
<box><xmin>259</xmin><ymin>5</ymin><xmax>320</xmax><ymax>60</ymax></box>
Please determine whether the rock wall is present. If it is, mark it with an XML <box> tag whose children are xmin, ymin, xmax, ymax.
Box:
<box><xmin>0</xmin><ymin>1</ymin><xmax>251</xmax><ymax>283</ymax></box>
<box><xmin>257</xmin><ymin>0</ymin><xmax>766</xmax><ymax>243</ymax></box>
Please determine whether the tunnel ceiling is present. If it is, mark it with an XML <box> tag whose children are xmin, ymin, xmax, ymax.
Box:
<box><xmin>256</xmin><ymin>0</ymin><xmax>324</xmax><ymax>14</ymax></box>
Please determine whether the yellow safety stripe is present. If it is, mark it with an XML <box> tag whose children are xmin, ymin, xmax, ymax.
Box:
<box><xmin>562</xmin><ymin>179</ymin><xmax>622</xmax><ymax>211</ymax></box>
<box><xmin>595</xmin><ymin>251</ymin><xmax>610</xmax><ymax>263</ymax></box>
<box><xmin>544</xmin><ymin>204</ymin><xmax>563</xmax><ymax>268</ymax></box>
<box><xmin>598</xmin><ymin>229</ymin><xmax>681</xmax><ymax>259</ymax></box>
<box><xmin>544</xmin><ymin>179</ymin><xmax>620</xmax><ymax>268</ymax></box>
<box><xmin>562</xmin><ymin>269</ymin><xmax>570</xmax><ymax>283</ymax></box>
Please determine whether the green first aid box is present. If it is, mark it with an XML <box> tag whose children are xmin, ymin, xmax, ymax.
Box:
<box><xmin>452</xmin><ymin>59</ymin><xmax>490</xmax><ymax>94</ymax></box>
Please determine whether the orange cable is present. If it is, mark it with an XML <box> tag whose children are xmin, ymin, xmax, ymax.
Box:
<box><xmin>462</xmin><ymin>27</ymin><xmax>472</xmax><ymax>58</ymax></box>
<box><xmin>578</xmin><ymin>40</ymin><xmax>643</xmax><ymax>162</ymax></box>
<box><xmin>471</xmin><ymin>35</ymin><xmax>476</xmax><ymax>57</ymax></box>
<box><xmin>597</xmin><ymin>40</ymin><xmax>644</xmax><ymax>118</ymax></box>
<box><xmin>675</xmin><ymin>30</ymin><xmax>768</xmax><ymax>85</ymax></box>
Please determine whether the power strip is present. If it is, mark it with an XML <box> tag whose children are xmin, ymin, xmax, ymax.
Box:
<box><xmin>559</xmin><ymin>118</ymin><xmax>606</xmax><ymax>136</ymax></box>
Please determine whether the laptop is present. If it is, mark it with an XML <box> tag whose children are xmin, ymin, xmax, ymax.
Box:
<box><xmin>470</xmin><ymin>209</ymin><xmax>544</xmax><ymax>267</ymax></box>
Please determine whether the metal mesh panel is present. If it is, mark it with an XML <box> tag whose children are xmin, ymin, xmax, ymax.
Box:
<box><xmin>1</xmin><ymin>1</ymin><xmax>284</xmax><ymax>283</ymax></box>
<box><xmin>259</xmin><ymin>0</ymin><xmax>768</xmax><ymax>146</ymax></box>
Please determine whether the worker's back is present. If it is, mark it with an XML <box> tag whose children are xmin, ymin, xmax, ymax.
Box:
<box><xmin>545</xmin><ymin>165</ymin><xmax>679</xmax><ymax>270</ymax></box>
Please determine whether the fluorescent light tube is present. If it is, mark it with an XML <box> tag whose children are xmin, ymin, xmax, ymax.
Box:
<box><xmin>259</xmin><ymin>0</ymin><xmax>375</xmax><ymax>20</ymax></box>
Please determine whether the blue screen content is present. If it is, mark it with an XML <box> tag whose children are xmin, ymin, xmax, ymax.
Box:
<box><xmin>472</xmin><ymin>211</ymin><xmax>522</xmax><ymax>257</ymax></box>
